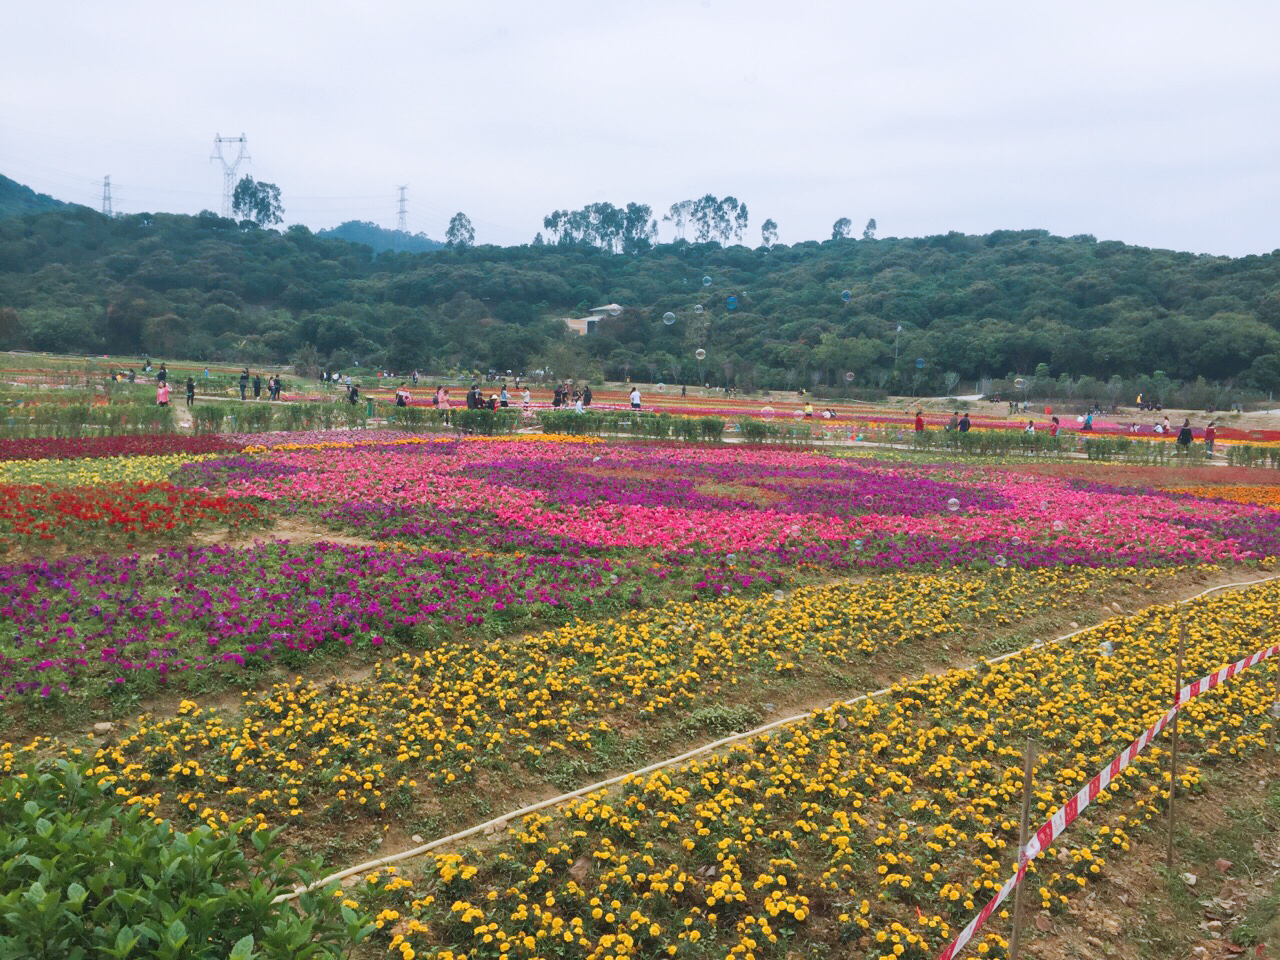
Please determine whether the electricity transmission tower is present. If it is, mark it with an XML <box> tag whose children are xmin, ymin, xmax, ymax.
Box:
<box><xmin>397</xmin><ymin>185</ymin><xmax>408</xmax><ymax>233</ymax></box>
<box><xmin>209</xmin><ymin>133</ymin><xmax>250</xmax><ymax>218</ymax></box>
<box><xmin>101</xmin><ymin>176</ymin><xmax>114</xmax><ymax>216</ymax></box>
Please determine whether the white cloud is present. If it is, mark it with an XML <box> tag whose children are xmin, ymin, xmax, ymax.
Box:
<box><xmin>2</xmin><ymin>0</ymin><xmax>1277</xmax><ymax>254</ymax></box>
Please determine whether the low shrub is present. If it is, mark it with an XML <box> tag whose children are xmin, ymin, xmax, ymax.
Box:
<box><xmin>0</xmin><ymin>759</ymin><xmax>373</xmax><ymax>959</ymax></box>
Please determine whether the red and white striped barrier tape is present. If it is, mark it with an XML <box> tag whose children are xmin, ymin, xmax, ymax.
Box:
<box><xmin>936</xmin><ymin>640</ymin><xmax>1280</xmax><ymax>960</ymax></box>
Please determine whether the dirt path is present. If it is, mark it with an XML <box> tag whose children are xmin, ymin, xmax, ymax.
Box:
<box><xmin>190</xmin><ymin>516</ymin><xmax>385</xmax><ymax>551</ymax></box>
<box><xmin>173</xmin><ymin>401</ymin><xmax>194</xmax><ymax>433</ymax></box>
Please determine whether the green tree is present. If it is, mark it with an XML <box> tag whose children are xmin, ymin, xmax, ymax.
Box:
<box><xmin>446</xmin><ymin>212</ymin><xmax>475</xmax><ymax>249</ymax></box>
<box><xmin>662</xmin><ymin>200</ymin><xmax>694</xmax><ymax>240</ymax></box>
<box><xmin>1244</xmin><ymin>353</ymin><xmax>1280</xmax><ymax>394</ymax></box>
<box><xmin>231</xmin><ymin>176</ymin><xmax>283</xmax><ymax>226</ymax></box>
<box><xmin>722</xmin><ymin>197</ymin><xmax>748</xmax><ymax>243</ymax></box>
<box><xmin>622</xmin><ymin>203</ymin><xmax>658</xmax><ymax>253</ymax></box>
<box><xmin>831</xmin><ymin>218</ymin><xmax>852</xmax><ymax>241</ymax></box>
<box><xmin>0</xmin><ymin>306</ymin><xmax>20</xmax><ymax>348</ymax></box>
<box><xmin>863</xmin><ymin>218</ymin><xmax>877</xmax><ymax>240</ymax></box>
<box><xmin>761</xmin><ymin>219</ymin><xmax>778</xmax><ymax>247</ymax></box>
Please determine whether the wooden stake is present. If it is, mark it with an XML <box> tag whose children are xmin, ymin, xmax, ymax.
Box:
<box><xmin>1166</xmin><ymin>620</ymin><xmax>1186</xmax><ymax>872</ymax></box>
<box><xmin>1010</xmin><ymin>737</ymin><xmax>1037</xmax><ymax>960</ymax></box>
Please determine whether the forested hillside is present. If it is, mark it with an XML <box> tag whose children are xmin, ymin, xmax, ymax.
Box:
<box><xmin>1</xmin><ymin>200</ymin><xmax>1278</xmax><ymax>393</ymax></box>
<box><xmin>0</xmin><ymin>174</ymin><xmax>80</xmax><ymax>219</ymax></box>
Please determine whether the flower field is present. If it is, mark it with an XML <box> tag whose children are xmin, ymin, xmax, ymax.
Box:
<box><xmin>2</xmin><ymin>423</ymin><xmax>1279</xmax><ymax>960</ymax></box>
<box><xmin>353</xmin><ymin>582</ymin><xmax>1280</xmax><ymax>960</ymax></box>
<box><xmin>198</xmin><ymin>439</ymin><xmax>1280</xmax><ymax>564</ymax></box>
<box><xmin>3</xmin><ymin>566</ymin><xmax>1163</xmax><ymax>831</ymax></box>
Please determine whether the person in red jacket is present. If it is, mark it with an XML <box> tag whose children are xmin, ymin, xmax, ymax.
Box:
<box><xmin>914</xmin><ymin>411</ymin><xmax>924</xmax><ymax>432</ymax></box>
<box><xmin>1204</xmin><ymin>421</ymin><xmax>1217</xmax><ymax>457</ymax></box>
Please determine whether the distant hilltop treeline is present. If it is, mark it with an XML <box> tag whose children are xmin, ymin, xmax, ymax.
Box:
<box><xmin>0</xmin><ymin>181</ymin><xmax>1277</xmax><ymax>395</ymax></box>
<box><xmin>0</xmin><ymin>174</ymin><xmax>83</xmax><ymax>219</ymax></box>
<box><xmin>315</xmin><ymin>221</ymin><xmax>444</xmax><ymax>255</ymax></box>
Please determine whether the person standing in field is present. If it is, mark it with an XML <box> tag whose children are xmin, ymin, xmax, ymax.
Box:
<box><xmin>630</xmin><ymin>386</ymin><xmax>642</xmax><ymax>410</ymax></box>
<box><xmin>958</xmin><ymin>413</ymin><xmax>971</xmax><ymax>433</ymax></box>
<box><xmin>239</xmin><ymin>368</ymin><xmax>249</xmax><ymax>401</ymax></box>
<box><xmin>156</xmin><ymin>381</ymin><xmax>170</xmax><ymax>406</ymax></box>
<box><xmin>522</xmin><ymin>387</ymin><xmax>531</xmax><ymax>411</ymax></box>
<box><xmin>252</xmin><ymin>374</ymin><xmax>262</xmax><ymax>400</ymax></box>
<box><xmin>1204</xmin><ymin>421</ymin><xmax>1216</xmax><ymax>457</ymax></box>
<box><xmin>914</xmin><ymin>410</ymin><xmax>925</xmax><ymax>433</ymax></box>
<box><xmin>185</xmin><ymin>377</ymin><xmax>195</xmax><ymax>407</ymax></box>
<box><xmin>1177</xmin><ymin>418</ymin><xmax>1193</xmax><ymax>452</ymax></box>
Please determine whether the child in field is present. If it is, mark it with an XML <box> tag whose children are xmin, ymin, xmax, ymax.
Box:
<box><xmin>156</xmin><ymin>382</ymin><xmax>170</xmax><ymax>406</ymax></box>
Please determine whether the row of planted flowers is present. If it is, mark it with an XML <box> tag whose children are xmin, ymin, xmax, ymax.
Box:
<box><xmin>3</xmin><ymin>567</ymin><xmax>1170</xmax><ymax>838</ymax></box>
<box><xmin>345</xmin><ymin>580</ymin><xmax>1280</xmax><ymax>960</ymax></box>
<box><xmin>0</xmin><ymin>433</ymin><xmax>243</xmax><ymax>462</ymax></box>
<box><xmin>0</xmin><ymin>540</ymin><xmax>780</xmax><ymax>702</ymax></box>
<box><xmin>0</xmin><ymin>482</ymin><xmax>261</xmax><ymax>555</ymax></box>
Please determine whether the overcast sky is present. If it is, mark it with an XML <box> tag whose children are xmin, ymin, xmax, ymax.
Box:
<box><xmin>3</xmin><ymin>1</ymin><xmax>1278</xmax><ymax>255</ymax></box>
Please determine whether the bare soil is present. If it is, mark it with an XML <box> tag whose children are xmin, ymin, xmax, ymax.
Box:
<box><xmin>190</xmin><ymin>516</ymin><xmax>385</xmax><ymax>551</ymax></box>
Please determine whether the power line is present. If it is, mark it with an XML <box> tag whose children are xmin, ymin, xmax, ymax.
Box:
<box><xmin>209</xmin><ymin>133</ymin><xmax>250</xmax><ymax>218</ymax></box>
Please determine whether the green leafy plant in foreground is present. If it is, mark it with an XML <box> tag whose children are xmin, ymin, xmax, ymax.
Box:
<box><xmin>0</xmin><ymin>759</ymin><xmax>373</xmax><ymax>959</ymax></box>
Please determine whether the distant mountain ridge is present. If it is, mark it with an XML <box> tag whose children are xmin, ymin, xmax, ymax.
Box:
<box><xmin>0</xmin><ymin>174</ymin><xmax>81</xmax><ymax>218</ymax></box>
<box><xmin>317</xmin><ymin>220</ymin><xmax>443</xmax><ymax>254</ymax></box>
